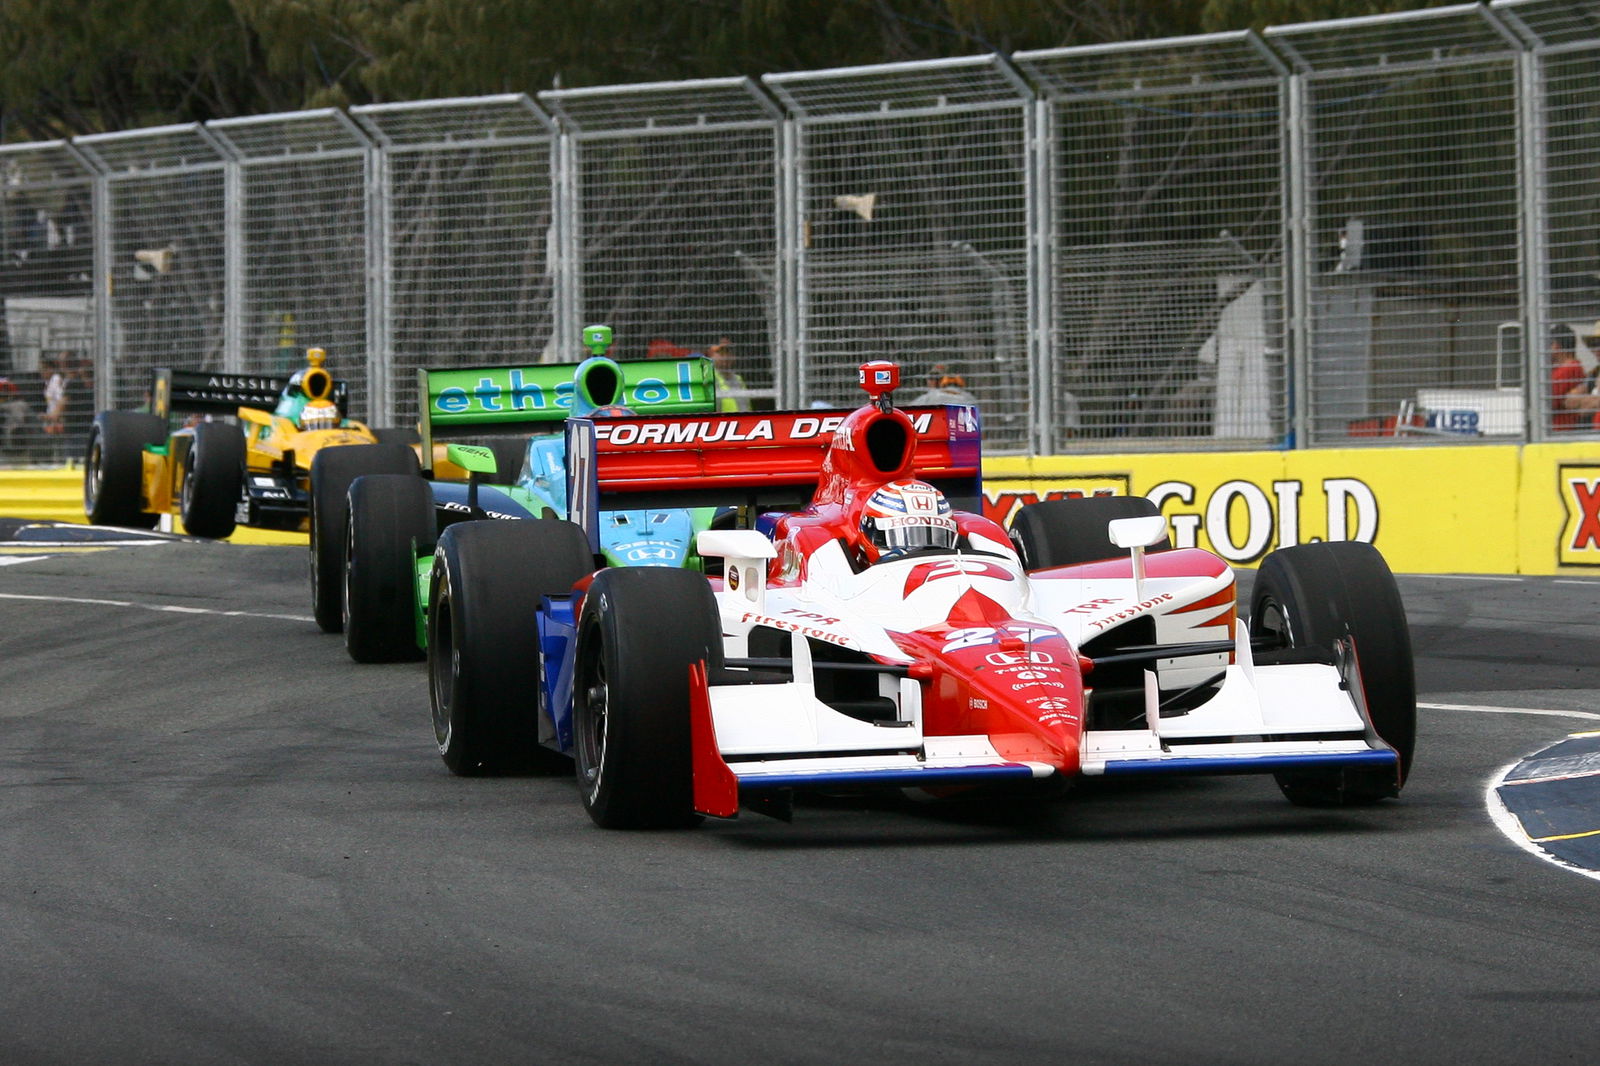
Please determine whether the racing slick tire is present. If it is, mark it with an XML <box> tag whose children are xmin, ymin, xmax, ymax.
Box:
<box><xmin>1009</xmin><ymin>495</ymin><xmax>1171</xmax><ymax>571</ymax></box>
<box><xmin>343</xmin><ymin>474</ymin><xmax>434</xmax><ymax>663</ymax></box>
<box><xmin>179</xmin><ymin>420</ymin><xmax>245</xmax><ymax>539</ymax></box>
<box><xmin>310</xmin><ymin>443</ymin><xmax>420</xmax><ymax>633</ymax></box>
<box><xmin>83</xmin><ymin>411</ymin><xmax>165</xmax><ymax>528</ymax></box>
<box><xmin>573</xmin><ymin>567</ymin><xmax>723</xmax><ymax>829</ymax></box>
<box><xmin>428</xmin><ymin>518</ymin><xmax>593</xmax><ymax>776</ymax></box>
<box><xmin>1250</xmin><ymin>541</ymin><xmax>1416</xmax><ymax>806</ymax></box>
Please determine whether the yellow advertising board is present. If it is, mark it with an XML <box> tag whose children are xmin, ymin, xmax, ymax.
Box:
<box><xmin>984</xmin><ymin>442</ymin><xmax>1600</xmax><ymax>575</ymax></box>
<box><xmin>1519</xmin><ymin>443</ymin><xmax>1600</xmax><ymax>573</ymax></box>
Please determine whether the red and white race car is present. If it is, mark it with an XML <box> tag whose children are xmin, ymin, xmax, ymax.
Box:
<box><xmin>430</xmin><ymin>360</ymin><xmax>1415</xmax><ymax>828</ymax></box>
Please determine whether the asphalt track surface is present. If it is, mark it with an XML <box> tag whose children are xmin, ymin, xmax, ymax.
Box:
<box><xmin>2</xmin><ymin>535</ymin><xmax>1598</xmax><ymax>1065</ymax></box>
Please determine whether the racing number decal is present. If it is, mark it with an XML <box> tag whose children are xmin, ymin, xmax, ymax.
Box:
<box><xmin>942</xmin><ymin>625</ymin><xmax>1055</xmax><ymax>653</ymax></box>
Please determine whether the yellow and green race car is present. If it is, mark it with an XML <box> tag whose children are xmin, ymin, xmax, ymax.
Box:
<box><xmin>82</xmin><ymin>349</ymin><xmax>409</xmax><ymax>539</ymax></box>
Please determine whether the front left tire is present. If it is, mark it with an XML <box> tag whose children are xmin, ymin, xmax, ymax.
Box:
<box><xmin>573</xmin><ymin>566</ymin><xmax>723</xmax><ymax>829</ymax></box>
<box><xmin>1251</xmin><ymin>541</ymin><xmax>1416</xmax><ymax>806</ymax></box>
<box><xmin>84</xmin><ymin>411</ymin><xmax>165</xmax><ymax>528</ymax></box>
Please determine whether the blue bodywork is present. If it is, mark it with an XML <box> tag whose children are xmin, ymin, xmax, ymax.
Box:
<box><xmin>538</xmin><ymin>596</ymin><xmax>583</xmax><ymax>752</ymax></box>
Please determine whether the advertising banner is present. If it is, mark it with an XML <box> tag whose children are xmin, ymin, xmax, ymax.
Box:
<box><xmin>1519</xmin><ymin>443</ymin><xmax>1600</xmax><ymax>572</ymax></box>
<box><xmin>982</xmin><ymin>444</ymin><xmax>1592</xmax><ymax>574</ymax></box>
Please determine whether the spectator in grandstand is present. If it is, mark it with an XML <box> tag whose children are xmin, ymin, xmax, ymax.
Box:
<box><xmin>1550</xmin><ymin>324</ymin><xmax>1589</xmax><ymax>432</ymax></box>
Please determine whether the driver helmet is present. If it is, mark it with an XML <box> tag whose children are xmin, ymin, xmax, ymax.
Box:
<box><xmin>860</xmin><ymin>479</ymin><xmax>956</xmax><ymax>561</ymax></box>
<box><xmin>590</xmin><ymin>404</ymin><xmax>635</xmax><ymax>418</ymax></box>
<box><xmin>300</xmin><ymin>400</ymin><xmax>340</xmax><ymax>431</ymax></box>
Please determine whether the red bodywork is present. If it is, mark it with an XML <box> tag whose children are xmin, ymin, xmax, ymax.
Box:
<box><xmin>758</xmin><ymin>387</ymin><xmax>1088</xmax><ymax>776</ymax></box>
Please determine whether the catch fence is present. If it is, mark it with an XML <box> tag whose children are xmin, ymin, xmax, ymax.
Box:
<box><xmin>1</xmin><ymin>0</ymin><xmax>1597</xmax><ymax>462</ymax></box>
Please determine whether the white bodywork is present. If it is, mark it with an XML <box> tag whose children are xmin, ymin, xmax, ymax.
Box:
<box><xmin>695</xmin><ymin>525</ymin><xmax>1389</xmax><ymax>788</ymax></box>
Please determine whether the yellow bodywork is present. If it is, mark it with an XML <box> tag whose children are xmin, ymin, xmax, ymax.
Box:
<box><xmin>137</xmin><ymin>407</ymin><xmax>379</xmax><ymax>533</ymax></box>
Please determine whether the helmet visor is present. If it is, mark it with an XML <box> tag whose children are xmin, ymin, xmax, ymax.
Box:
<box><xmin>876</xmin><ymin>514</ymin><xmax>956</xmax><ymax>554</ymax></box>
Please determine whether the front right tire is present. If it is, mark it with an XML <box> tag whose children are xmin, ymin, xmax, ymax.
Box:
<box><xmin>84</xmin><ymin>411</ymin><xmax>165</xmax><ymax>528</ymax></box>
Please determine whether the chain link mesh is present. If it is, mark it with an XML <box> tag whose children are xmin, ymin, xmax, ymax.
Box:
<box><xmin>5</xmin><ymin>5</ymin><xmax>1600</xmax><ymax>460</ymax></box>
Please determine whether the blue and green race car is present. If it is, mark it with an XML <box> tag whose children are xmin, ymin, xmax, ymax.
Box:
<box><xmin>307</xmin><ymin>326</ymin><xmax>722</xmax><ymax>662</ymax></box>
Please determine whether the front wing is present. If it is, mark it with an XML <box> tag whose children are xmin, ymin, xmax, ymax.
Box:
<box><xmin>686</xmin><ymin>626</ymin><xmax>1399</xmax><ymax>818</ymax></box>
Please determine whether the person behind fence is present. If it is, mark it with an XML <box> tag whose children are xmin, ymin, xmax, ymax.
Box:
<box><xmin>0</xmin><ymin>377</ymin><xmax>32</xmax><ymax>453</ymax></box>
<box><xmin>909</xmin><ymin>364</ymin><xmax>978</xmax><ymax>407</ymax></box>
<box><xmin>707</xmin><ymin>336</ymin><xmax>748</xmax><ymax>412</ymax></box>
<box><xmin>65</xmin><ymin>353</ymin><xmax>94</xmax><ymax>445</ymax></box>
<box><xmin>41</xmin><ymin>352</ymin><xmax>69</xmax><ymax>442</ymax></box>
<box><xmin>1558</xmin><ymin>321</ymin><xmax>1600</xmax><ymax>432</ymax></box>
<box><xmin>1549</xmin><ymin>323</ymin><xmax>1589</xmax><ymax>432</ymax></box>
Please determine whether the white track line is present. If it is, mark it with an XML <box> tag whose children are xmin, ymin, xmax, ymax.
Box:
<box><xmin>1434</xmin><ymin>702</ymin><xmax>1600</xmax><ymax>883</ymax></box>
<box><xmin>1409</xmin><ymin>573</ymin><xmax>1525</xmax><ymax>582</ymax></box>
<box><xmin>0</xmin><ymin>590</ymin><xmax>312</xmax><ymax>623</ymax></box>
<box><xmin>1422</xmin><ymin>701</ymin><xmax>1600</xmax><ymax>722</ymax></box>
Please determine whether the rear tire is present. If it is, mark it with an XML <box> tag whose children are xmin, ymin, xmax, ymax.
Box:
<box><xmin>428</xmin><ymin>519</ymin><xmax>593</xmax><ymax>775</ymax></box>
<box><xmin>83</xmin><ymin>411</ymin><xmax>164</xmax><ymax>528</ymax></box>
<box><xmin>573</xmin><ymin>567</ymin><xmax>722</xmax><ymax>828</ymax></box>
<box><xmin>179</xmin><ymin>421</ymin><xmax>244</xmax><ymax>539</ymax></box>
<box><xmin>1251</xmin><ymin>541</ymin><xmax>1416</xmax><ymax>806</ymax></box>
<box><xmin>309</xmin><ymin>443</ymin><xmax>420</xmax><ymax>633</ymax></box>
<box><xmin>1009</xmin><ymin>495</ymin><xmax>1170</xmax><ymax>571</ymax></box>
<box><xmin>343</xmin><ymin>474</ymin><xmax>434</xmax><ymax>663</ymax></box>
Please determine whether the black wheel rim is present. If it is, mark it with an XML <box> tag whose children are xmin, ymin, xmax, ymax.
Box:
<box><xmin>309</xmin><ymin>505</ymin><xmax>323</xmax><ymax>594</ymax></box>
<box><xmin>576</xmin><ymin>637</ymin><xmax>608</xmax><ymax>799</ymax></box>
<box><xmin>341</xmin><ymin>510</ymin><xmax>355</xmax><ymax>633</ymax></box>
<box><xmin>429</xmin><ymin>581</ymin><xmax>453</xmax><ymax>748</ymax></box>
<box><xmin>180</xmin><ymin>456</ymin><xmax>195</xmax><ymax>521</ymax></box>
<box><xmin>1254</xmin><ymin>594</ymin><xmax>1294</xmax><ymax>650</ymax></box>
<box><xmin>85</xmin><ymin>438</ymin><xmax>103</xmax><ymax>513</ymax></box>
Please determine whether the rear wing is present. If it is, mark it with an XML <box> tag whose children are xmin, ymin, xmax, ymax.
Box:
<box><xmin>150</xmin><ymin>368</ymin><xmax>350</xmax><ymax>425</ymax></box>
<box><xmin>565</xmin><ymin>405</ymin><xmax>983</xmax><ymax>548</ymax></box>
<box><xmin>151</xmin><ymin>369</ymin><xmax>277</xmax><ymax>422</ymax></box>
<box><xmin>417</xmin><ymin>356</ymin><xmax>717</xmax><ymax>455</ymax></box>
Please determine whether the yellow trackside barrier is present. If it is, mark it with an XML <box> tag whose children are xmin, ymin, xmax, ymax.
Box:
<box><xmin>0</xmin><ymin>466</ymin><xmax>85</xmax><ymax>524</ymax></box>
<box><xmin>983</xmin><ymin>439</ymin><xmax>1600</xmax><ymax>576</ymax></box>
<box><xmin>0</xmin><ymin>464</ymin><xmax>306</xmax><ymax>544</ymax></box>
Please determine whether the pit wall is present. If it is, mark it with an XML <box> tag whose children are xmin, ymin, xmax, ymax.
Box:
<box><xmin>981</xmin><ymin>442</ymin><xmax>1600</xmax><ymax>576</ymax></box>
